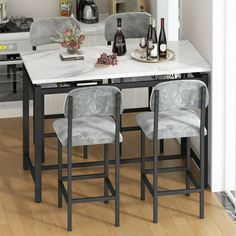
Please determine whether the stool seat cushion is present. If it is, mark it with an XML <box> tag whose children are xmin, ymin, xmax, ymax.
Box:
<box><xmin>136</xmin><ymin>110</ymin><xmax>207</xmax><ymax>140</ymax></box>
<box><xmin>53</xmin><ymin>116</ymin><xmax>122</xmax><ymax>146</ymax></box>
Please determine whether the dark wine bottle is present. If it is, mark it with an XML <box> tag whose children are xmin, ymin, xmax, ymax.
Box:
<box><xmin>158</xmin><ymin>18</ymin><xmax>167</xmax><ymax>59</ymax></box>
<box><xmin>112</xmin><ymin>18</ymin><xmax>127</xmax><ymax>56</ymax></box>
<box><xmin>146</xmin><ymin>16</ymin><xmax>153</xmax><ymax>60</ymax></box>
<box><xmin>150</xmin><ymin>19</ymin><xmax>158</xmax><ymax>59</ymax></box>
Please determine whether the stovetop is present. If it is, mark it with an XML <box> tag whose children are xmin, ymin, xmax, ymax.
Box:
<box><xmin>0</xmin><ymin>17</ymin><xmax>33</xmax><ymax>34</ymax></box>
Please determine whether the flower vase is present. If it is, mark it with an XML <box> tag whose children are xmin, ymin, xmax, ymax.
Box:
<box><xmin>67</xmin><ymin>47</ymin><xmax>77</xmax><ymax>54</ymax></box>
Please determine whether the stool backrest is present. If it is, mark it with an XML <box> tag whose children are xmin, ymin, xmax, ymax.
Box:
<box><xmin>64</xmin><ymin>86</ymin><xmax>123</xmax><ymax>119</ymax></box>
<box><xmin>104</xmin><ymin>12</ymin><xmax>151</xmax><ymax>42</ymax></box>
<box><xmin>150</xmin><ymin>80</ymin><xmax>209</xmax><ymax>112</ymax></box>
<box><xmin>30</xmin><ymin>17</ymin><xmax>81</xmax><ymax>47</ymax></box>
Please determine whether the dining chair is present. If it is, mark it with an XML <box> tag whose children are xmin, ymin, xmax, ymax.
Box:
<box><xmin>136</xmin><ymin>80</ymin><xmax>208</xmax><ymax>223</ymax></box>
<box><xmin>29</xmin><ymin>17</ymin><xmax>91</xmax><ymax>160</ymax></box>
<box><xmin>104</xmin><ymin>12</ymin><xmax>165</xmax><ymax>153</ymax></box>
<box><xmin>53</xmin><ymin>86</ymin><xmax>123</xmax><ymax>231</ymax></box>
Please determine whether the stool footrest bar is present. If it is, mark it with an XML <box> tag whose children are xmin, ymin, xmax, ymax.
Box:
<box><xmin>145</xmin><ymin>166</ymin><xmax>187</xmax><ymax>174</ymax></box>
<box><xmin>61</xmin><ymin>173</ymin><xmax>106</xmax><ymax>181</ymax></box>
<box><xmin>72</xmin><ymin>195</ymin><xmax>116</xmax><ymax>204</ymax></box>
<box><xmin>158</xmin><ymin>188</ymin><xmax>201</xmax><ymax>196</ymax></box>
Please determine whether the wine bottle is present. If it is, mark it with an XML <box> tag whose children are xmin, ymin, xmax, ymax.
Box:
<box><xmin>158</xmin><ymin>18</ymin><xmax>167</xmax><ymax>59</ymax></box>
<box><xmin>150</xmin><ymin>19</ymin><xmax>158</xmax><ymax>59</ymax></box>
<box><xmin>146</xmin><ymin>16</ymin><xmax>153</xmax><ymax>60</ymax></box>
<box><xmin>112</xmin><ymin>18</ymin><xmax>127</xmax><ymax>56</ymax></box>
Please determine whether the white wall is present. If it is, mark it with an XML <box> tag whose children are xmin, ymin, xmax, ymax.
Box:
<box><xmin>225</xmin><ymin>0</ymin><xmax>236</xmax><ymax>192</ymax></box>
<box><xmin>180</xmin><ymin>0</ymin><xmax>212</xmax><ymax>64</ymax></box>
<box><xmin>7</xmin><ymin>0</ymin><xmax>109</xmax><ymax>17</ymax></box>
<box><xmin>180</xmin><ymin>0</ymin><xmax>229</xmax><ymax>192</ymax></box>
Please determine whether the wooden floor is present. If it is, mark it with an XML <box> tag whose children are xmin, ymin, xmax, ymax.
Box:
<box><xmin>0</xmin><ymin>115</ymin><xmax>236</xmax><ymax>236</ymax></box>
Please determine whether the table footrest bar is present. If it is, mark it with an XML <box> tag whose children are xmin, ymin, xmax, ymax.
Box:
<box><xmin>105</xmin><ymin>177</ymin><xmax>116</xmax><ymax>196</ymax></box>
<box><xmin>121</xmin><ymin>126</ymin><xmax>140</xmax><ymax>132</ymax></box>
<box><xmin>123</xmin><ymin>107</ymin><xmax>150</xmax><ymax>113</ymax></box>
<box><xmin>158</xmin><ymin>188</ymin><xmax>201</xmax><ymax>196</ymax></box>
<box><xmin>41</xmin><ymin>155</ymin><xmax>186</xmax><ymax>171</ymax></box>
<box><xmin>142</xmin><ymin>174</ymin><xmax>154</xmax><ymax>197</ymax></box>
<box><xmin>72</xmin><ymin>195</ymin><xmax>116</xmax><ymax>204</ymax></box>
<box><xmin>61</xmin><ymin>173</ymin><xmax>106</xmax><ymax>181</ymax></box>
<box><xmin>44</xmin><ymin>133</ymin><xmax>57</xmax><ymax>138</ymax></box>
<box><xmin>59</xmin><ymin>181</ymin><xmax>68</xmax><ymax>204</ymax></box>
<box><xmin>145</xmin><ymin>166</ymin><xmax>187</xmax><ymax>174</ymax></box>
<box><xmin>187</xmin><ymin>170</ymin><xmax>200</xmax><ymax>189</ymax></box>
<box><xmin>44</xmin><ymin>114</ymin><xmax>64</xmax><ymax>119</ymax></box>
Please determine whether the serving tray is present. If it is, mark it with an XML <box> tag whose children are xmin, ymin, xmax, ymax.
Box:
<box><xmin>131</xmin><ymin>48</ymin><xmax>175</xmax><ymax>63</ymax></box>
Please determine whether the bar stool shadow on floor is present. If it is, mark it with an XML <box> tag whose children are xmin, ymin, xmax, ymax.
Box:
<box><xmin>136</xmin><ymin>80</ymin><xmax>209</xmax><ymax>223</ymax></box>
<box><xmin>53</xmin><ymin>86</ymin><xmax>123</xmax><ymax>231</ymax></box>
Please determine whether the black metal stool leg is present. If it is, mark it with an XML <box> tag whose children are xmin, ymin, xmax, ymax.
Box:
<box><xmin>153</xmin><ymin>138</ymin><xmax>158</xmax><ymax>224</ymax></box>
<box><xmin>58</xmin><ymin>139</ymin><xmax>63</xmax><ymax>208</ymax></box>
<box><xmin>200</xmin><ymin>130</ymin><xmax>205</xmax><ymax>219</ymax></box>
<box><xmin>67</xmin><ymin>142</ymin><xmax>73</xmax><ymax>231</ymax></box>
<box><xmin>104</xmin><ymin>144</ymin><xmax>109</xmax><ymax>204</ymax></box>
<box><xmin>153</xmin><ymin>90</ymin><xmax>159</xmax><ymax>224</ymax></box>
<box><xmin>186</xmin><ymin>138</ymin><xmax>190</xmax><ymax>197</ymax></box>
<box><xmin>115</xmin><ymin>137</ymin><xmax>120</xmax><ymax>227</ymax></box>
<box><xmin>141</xmin><ymin>130</ymin><xmax>145</xmax><ymax>200</ymax></box>
<box><xmin>200</xmin><ymin>87</ymin><xmax>206</xmax><ymax>219</ymax></box>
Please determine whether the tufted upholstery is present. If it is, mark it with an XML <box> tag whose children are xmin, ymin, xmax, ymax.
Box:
<box><xmin>53</xmin><ymin>116</ymin><xmax>123</xmax><ymax>146</ymax></box>
<box><xmin>137</xmin><ymin>110</ymin><xmax>207</xmax><ymax>140</ymax></box>
<box><xmin>30</xmin><ymin>17</ymin><xmax>81</xmax><ymax>47</ymax></box>
<box><xmin>63</xmin><ymin>86</ymin><xmax>123</xmax><ymax>118</ymax></box>
<box><xmin>136</xmin><ymin>80</ymin><xmax>209</xmax><ymax>140</ymax></box>
<box><xmin>150</xmin><ymin>80</ymin><xmax>209</xmax><ymax>112</ymax></box>
<box><xmin>53</xmin><ymin>86</ymin><xmax>123</xmax><ymax>147</ymax></box>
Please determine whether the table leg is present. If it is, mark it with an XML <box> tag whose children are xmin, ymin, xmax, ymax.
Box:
<box><xmin>23</xmin><ymin>65</ymin><xmax>29</xmax><ymax>171</ymax></box>
<box><xmin>34</xmin><ymin>86</ymin><xmax>43</xmax><ymax>203</ymax></box>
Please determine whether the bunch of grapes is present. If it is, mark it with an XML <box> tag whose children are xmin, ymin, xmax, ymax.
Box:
<box><xmin>96</xmin><ymin>53</ymin><xmax>118</xmax><ymax>66</ymax></box>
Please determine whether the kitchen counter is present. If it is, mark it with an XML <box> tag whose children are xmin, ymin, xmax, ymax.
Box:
<box><xmin>0</xmin><ymin>14</ymin><xmax>108</xmax><ymax>42</ymax></box>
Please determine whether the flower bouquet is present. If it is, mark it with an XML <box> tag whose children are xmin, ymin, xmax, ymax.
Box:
<box><xmin>55</xmin><ymin>21</ymin><xmax>85</xmax><ymax>54</ymax></box>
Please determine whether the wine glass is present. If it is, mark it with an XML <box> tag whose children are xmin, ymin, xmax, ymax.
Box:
<box><xmin>139</xmin><ymin>37</ymin><xmax>146</xmax><ymax>49</ymax></box>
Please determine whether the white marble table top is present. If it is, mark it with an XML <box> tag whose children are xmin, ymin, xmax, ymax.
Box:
<box><xmin>21</xmin><ymin>40</ymin><xmax>211</xmax><ymax>85</ymax></box>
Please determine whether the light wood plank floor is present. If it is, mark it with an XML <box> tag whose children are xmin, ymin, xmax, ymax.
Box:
<box><xmin>0</xmin><ymin>115</ymin><xmax>236</xmax><ymax>236</ymax></box>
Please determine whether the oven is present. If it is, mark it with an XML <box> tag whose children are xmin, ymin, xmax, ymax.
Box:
<box><xmin>0</xmin><ymin>17</ymin><xmax>33</xmax><ymax>102</ymax></box>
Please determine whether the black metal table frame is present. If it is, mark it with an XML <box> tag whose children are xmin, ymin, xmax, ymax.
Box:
<box><xmin>22</xmin><ymin>64</ymin><xmax>209</xmax><ymax>203</ymax></box>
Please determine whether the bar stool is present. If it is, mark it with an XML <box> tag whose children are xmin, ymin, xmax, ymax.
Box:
<box><xmin>104</xmin><ymin>12</ymin><xmax>165</xmax><ymax>153</ymax></box>
<box><xmin>136</xmin><ymin>80</ymin><xmax>209</xmax><ymax>223</ymax></box>
<box><xmin>53</xmin><ymin>86</ymin><xmax>123</xmax><ymax>231</ymax></box>
<box><xmin>29</xmin><ymin>17</ymin><xmax>90</xmax><ymax>160</ymax></box>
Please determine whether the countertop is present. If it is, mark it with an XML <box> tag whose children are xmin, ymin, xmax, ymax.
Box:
<box><xmin>0</xmin><ymin>14</ymin><xmax>108</xmax><ymax>42</ymax></box>
<box><xmin>21</xmin><ymin>40</ymin><xmax>211</xmax><ymax>85</ymax></box>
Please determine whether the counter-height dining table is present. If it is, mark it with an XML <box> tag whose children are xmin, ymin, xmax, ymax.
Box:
<box><xmin>21</xmin><ymin>40</ymin><xmax>211</xmax><ymax>203</ymax></box>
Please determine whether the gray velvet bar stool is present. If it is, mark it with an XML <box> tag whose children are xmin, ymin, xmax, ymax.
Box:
<box><xmin>104</xmin><ymin>12</ymin><xmax>165</xmax><ymax>153</ymax></box>
<box><xmin>29</xmin><ymin>17</ymin><xmax>89</xmax><ymax>160</ymax></box>
<box><xmin>136</xmin><ymin>80</ymin><xmax>209</xmax><ymax>223</ymax></box>
<box><xmin>53</xmin><ymin>86</ymin><xmax>123</xmax><ymax>231</ymax></box>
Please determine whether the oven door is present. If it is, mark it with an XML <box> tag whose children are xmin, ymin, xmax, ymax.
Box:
<box><xmin>0</xmin><ymin>39</ymin><xmax>29</xmax><ymax>102</ymax></box>
<box><xmin>0</xmin><ymin>53</ymin><xmax>23</xmax><ymax>102</ymax></box>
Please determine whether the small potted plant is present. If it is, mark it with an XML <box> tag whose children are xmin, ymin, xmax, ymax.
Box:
<box><xmin>55</xmin><ymin>21</ymin><xmax>85</xmax><ymax>54</ymax></box>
